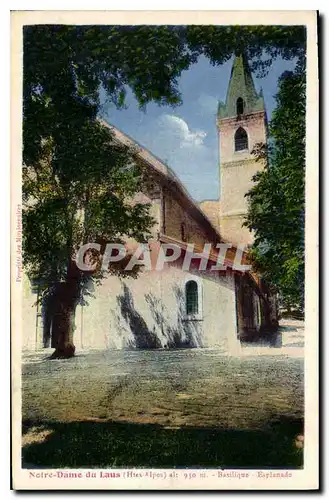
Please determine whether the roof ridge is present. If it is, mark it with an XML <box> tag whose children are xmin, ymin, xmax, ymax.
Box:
<box><xmin>99</xmin><ymin>118</ymin><xmax>225</xmax><ymax>243</ymax></box>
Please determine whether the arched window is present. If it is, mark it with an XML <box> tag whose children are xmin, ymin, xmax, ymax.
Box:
<box><xmin>237</xmin><ymin>97</ymin><xmax>244</xmax><ymax>115</ymax></box>
<box><xmin>185</xmin><ymin>280</ymin><xmax>199</xmax><ymax>315</ymax></box>
<box><xmin>235</xmin><ymin>127</ymin><xmax>248</xmax><ymax>152</ymax></box>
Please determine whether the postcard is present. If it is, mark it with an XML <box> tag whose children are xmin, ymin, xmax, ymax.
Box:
<box><xmin>11</xmin><ymin>10</ymin><xmax>319</xmax><ymax>490</ymax></box>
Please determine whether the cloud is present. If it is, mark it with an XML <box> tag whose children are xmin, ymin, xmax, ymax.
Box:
<box><xmin>157</xmin><ymin>114</ymin><xmax>207</xmax><ymax>148</ymax></box>
<box><xmin>129</xmin><ymin>113</ymin><xmax>218</xmax><ymax>201</ymax></box>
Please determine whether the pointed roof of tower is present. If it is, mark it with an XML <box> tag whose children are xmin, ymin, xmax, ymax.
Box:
<box><xmin>218</xmin><ymin>52</ymin><xmax>265</xmax><ymax>119</ymax></box>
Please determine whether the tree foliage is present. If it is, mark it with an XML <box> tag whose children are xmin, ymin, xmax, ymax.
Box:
<box><xmin>244</xmin><ymin>67</ymin><xmax>306</xmax><ymax>311</ymax></box>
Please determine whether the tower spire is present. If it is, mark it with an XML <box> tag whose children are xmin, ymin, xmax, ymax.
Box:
<box><xmin>218</xmin><ymin>52</ymin><xmax>265</xmax><ymax>119</ymax></box>
<box><xmin>217</xmin><ymin>51</ymin><xmax>268</xmax><ymax>246</ymax></box>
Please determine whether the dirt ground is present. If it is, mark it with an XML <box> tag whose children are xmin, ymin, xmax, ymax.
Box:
<box><xmin>21</xmin><ymin>319</ymin><xmax>304</xmax><ymax>469</ymax></box>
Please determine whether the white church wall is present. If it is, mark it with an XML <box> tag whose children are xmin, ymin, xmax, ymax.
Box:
<box><xmin>21</xmin><ymin>262</ymin><xmax>239</xmax><ymax>353</ymax></box>
<box><xmin>22</xmin><ymin>274</ymin><xmax>39</xmax><ymax>350</ymax></box>
<box><xmin>201</xmin><ymin>271</ymin><xmax>238</xmax><ymax>351</ymax></box>
<box><xmin>156</xmin><ymin>266</ymin><xmax>204</xmax><ymax>348</ymax></box>
<box><xmin>78</xmin><ymin>264</ymin><xmax>238</xmax><ymax>352</ymax></box>
<box><xmin>79</xmin><ymin>270</ymin><xmax>163</xmax><ymax>350</ymax></box>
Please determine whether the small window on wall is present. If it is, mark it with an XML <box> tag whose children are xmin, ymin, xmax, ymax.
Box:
<box><xmin>235</xmin><ymin>127</ymin><xmax>248</xmax><ymax>152</ymax></box>
<box><xmin>185</xmin><ymin>280</ymin><xmax>199</xmax><ymax>315</ymax></box>
<box><xmin>181</xmin><ymin>222</ymin><xmax>186</xmax><ymax>242</ymax></box>
<box><xmin>237</xmin><ymin>97</ymin><xmax>244</xmax><ymax>115</ymax></box>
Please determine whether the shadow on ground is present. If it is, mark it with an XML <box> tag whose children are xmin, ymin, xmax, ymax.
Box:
<box><xmin>22</xmin><ymin>416</ymin><xmax>303</xmax><ymax>469</ymax></box>
<box><xmin>241</xmin><ymin>330</ymin><xmax>284</xmax><ymax>348</ymax></box>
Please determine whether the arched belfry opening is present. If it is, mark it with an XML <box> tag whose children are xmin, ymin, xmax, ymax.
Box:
<box><xmin>236</xmin><ymin>97</ymin><xmax>244</xmax><ymax>115</ymax></box>
<box><xmin>235</xmin><ymin>127</ymin><xmax>248</xmax><ymax>152</ymax></box>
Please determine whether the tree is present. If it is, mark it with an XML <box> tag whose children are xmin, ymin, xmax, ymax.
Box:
<box><xmin>244</xmin><ymin>67</ymin><xmax>306</xmax><ymax>312</ymax></box>
<box><xmin>23</xmin><ymin>25</ymin><xmax>306</xmax><ymax>357</ymax></box>
<box><xmin>23</xmin><ymin>120</ymin><xmax>156</xmax><ymax>357</ymax></box>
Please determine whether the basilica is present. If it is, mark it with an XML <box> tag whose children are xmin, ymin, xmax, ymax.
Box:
<box><xmin>22</xmin><ymin>53</ymin><xmax>278</xmax><ymax>353</ymax></box>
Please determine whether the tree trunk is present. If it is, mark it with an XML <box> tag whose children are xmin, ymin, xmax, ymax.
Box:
<box><xmin>50</xmin><ymin>281</ymin><xmax>79</xmax><ymax>359</ymax></box>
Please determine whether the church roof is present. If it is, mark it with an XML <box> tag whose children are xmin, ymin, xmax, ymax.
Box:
<box><xmin>218</xmin><ymin>52</ymin><xmax>265</xmax><ymax>119</ymax></box>
<box><xmin>100</xmin><ymin>120</ymin><xmax>223</xmax><ymax>242</ymax></box>
<box><xmin>99</xmin><ymin>119</ymin><xmax>251</xmax><ymax>271</ymax></box>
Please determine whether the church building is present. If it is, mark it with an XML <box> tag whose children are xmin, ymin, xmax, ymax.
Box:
<box><xmin>22</xmin><ymin>53</ymin><xmax>277</xmax><ymax>353</ymax></box>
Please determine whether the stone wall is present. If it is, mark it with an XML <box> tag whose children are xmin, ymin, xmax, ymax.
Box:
<box><xmin>219</xmin><ymin>214</ymin><xmax>254</xmax><ymax>247</ymax></box>
<box><xmin>218</xmin><ymin>111</ymin><xmax>267</xmax><ymax>246</ymax></box>
<box><xmin>163</xmin><ymin>187</ymin><xmax>217</xmax><ymax>246</ymax></box>
<box><xmin>218</xmin><ymin>112</ymin><xmax>267</xmax><ymax>165</ymax></box>
<box><xmin>199</xmin><ymin>200</ymin><xmax>221</xmax><ymax>233</ymax></box>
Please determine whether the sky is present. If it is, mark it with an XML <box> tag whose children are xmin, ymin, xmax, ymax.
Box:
<box><xmin>100</xmin><ymin>55</ymin><xmax>296</xmax><ymax>202</ymax></box>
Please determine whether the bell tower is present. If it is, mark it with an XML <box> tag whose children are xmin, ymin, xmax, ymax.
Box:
<box><xmin>217</xmin><ymin>52</ymin><xmax>267</xmax><ymax>246</ymax></box>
